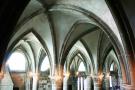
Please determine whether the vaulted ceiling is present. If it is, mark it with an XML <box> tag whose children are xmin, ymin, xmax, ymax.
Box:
<box><xmin>1</xmin><ymin>0</ymin><xmax>132</xmax><ymax>85</ymax></box>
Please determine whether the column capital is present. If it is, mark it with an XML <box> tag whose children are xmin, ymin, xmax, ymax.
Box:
<box><xmin>93</xmin><ymin>75</ymin><xmax>103</xmax><ymax>83</ymax></box>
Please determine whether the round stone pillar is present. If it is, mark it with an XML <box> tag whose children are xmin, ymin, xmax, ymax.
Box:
<box><xmin>25</xmin><ymin>74</ymin><xmax>31</xmax><ymax>90</ymax></box>
<box><xmin>77</xmin><ymin>77</ymin><xmax>81</xmax><ymax>90</ymax></box>
<box><xmin>93</xmin><ymin>76</ymin><xmax>102</xmax><ymax>90</ymax></box>
<box><xmin>32</xmin><ymin>74</ymin><xmax>38</xmax><ymax>90</ymax></box>
<box><xmin>51</xmin><ymin>76</ymin><xmax>63</xmax><ymax>90</ymax></box>
<box><xmin>51</xmin><ymin>78</ymin><xmax>57</xmax><ymax>90</ymax></box>
<box><xmin>56</xmin><ymin>79</ymin><xmax>63</xmax><ymax>90</ymax></box>
<box><xmin>103</xmin><ymin>74</ymin><xmax>110</xmax><ymax>90</ymax></box>
<box><xmin>63</xmin><ymin>76</ymin><xmax>68</xmax><ymax>90</ymax></box>
<box><xmin>84</xmin><ymin>76</ymin><xmax>92</xmax><ymax>90</ymax></box>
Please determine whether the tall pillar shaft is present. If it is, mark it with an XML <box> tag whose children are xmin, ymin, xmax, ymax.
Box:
<box><xmin>93</xmin><ymin>76</ymin><xmax>102</xmax><ymax>90</ymax></box>
<box><xmin>52</xmin><ymin>79</ymin><xmax>63</xmax><ymax>90</ymax></box>
<box><xmin>63</xmin><ymin>77</ymin><xmax>68</xmax><ymax>90</ymax></box>
<box><xmin>81</xmin><ymin>77</ymin><xmax>84</xmax><ymax>90</ymax></box>
<box><xmin>84</xmin><ymin>76</ymin><xmax>91</xmax><ymax>90</ymax></box>
<box><xmin>32</xmin><ymin>75</ymin><xmax>38</xmax><ymax>90</ymax></box>
<box><xmin>104</xmin><ymin>75</ymin><xmax>110</xmax><ymax>90</ymax></box>
<box><xmin>78</xmin><ymin>77</ymin><xmax>80</xmax><ymax>90</ymax></box>
<box><xmin>130</xmin><ymin>61</ymin><xmax>135</xmax><ymax>85</ymax></box>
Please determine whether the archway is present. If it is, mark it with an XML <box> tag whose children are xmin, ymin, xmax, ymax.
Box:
<box><xmin>61</xmin><ymin>24</ymin><xmax>125</xmax><ymax>89</ymax></box>
<box><xmin>102</xmin><ymin>49</ymin><xmax>121</xmax><ymax>90</ymax></box>
<box><xmin>6</xmin><ymin>50</ymin><xmax>28</xmax><ymax>90</ymax></box>
<box><xmin>0</xmin><ymin>0</ymin><xmax>133</xmax><ymax>89</ymax></box>
<box><xmin>63</xmin><ymin>40</ymin><xmax>94</xmax><ymax>90</ymax></box>
<box><xmin>1</xmin><ymin>31</ymin><xmax>53</xmax><ymax>90</ymax></box>
<box><xmin>38</xmin><ymin>54</ymin><xmax>51</xmax><ymax>90</ymax></box>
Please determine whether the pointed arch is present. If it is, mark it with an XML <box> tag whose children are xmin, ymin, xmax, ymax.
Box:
<box><xmin>3</xmin><ymin>29</ymin><xmax>53</xmax><ymax>75</ymax></box>
<box><xmin>56</xmin><ymin>4</ymin><xmax>129</xmax><ymax>83</ymax></box>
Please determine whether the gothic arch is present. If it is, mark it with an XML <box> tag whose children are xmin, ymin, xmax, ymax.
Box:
<box><xmin>55</xmin><ymin>5</ymin><xmax>129</xmax><ymax>83</ymax></box>
<box><xmin>66</xmin><ymin>49</ymin><xmax>93</xmax><ymax>74</ymax></box>
<box><xmin>4</xmin><ymin>30</ymin><xmax>53</xmax><ymax>75</ymax></box>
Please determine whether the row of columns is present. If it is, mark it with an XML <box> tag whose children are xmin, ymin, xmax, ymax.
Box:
<box><xmin>0</xmin><ymin>71</ymin><xmax>130</xmax><ymax>90</ymax></box>
<box><xmin>62</xmin><ymin>73</ymin><xmax>123</xmax><ymax>90</ymax></box>
<box><xmin>0</xmin><ymin>61</ymin><xmax>134</xmax><ymax>90</ymax></box>
<box><xmin>25</xmin><ymin>75</ymin><xmax>103</xmax><ymax>90</ymax></box>
<box><xmin>63</xmin><ymin>75</ymin><xmax>102</xmax><ymax>90</ymax></box>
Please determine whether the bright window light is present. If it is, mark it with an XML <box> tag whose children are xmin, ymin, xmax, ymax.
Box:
<box><xmin>110</xmin><ymin>62</ymin><xmax>114</xmax><ymax>71</ymax></box>
<box><xmin>6</xmin><ymin>52</ymin><xmax>26</xmax><ymax>71</ymax></box>
<box><xmin>78</xmin><ymin>62</ymin><xmax>86</xmax><ymax>72</ymax></box>
<box><xmin>40</xmin><ymin>56</ymin><xmax>50</xmax><ymax>72</ymax></box>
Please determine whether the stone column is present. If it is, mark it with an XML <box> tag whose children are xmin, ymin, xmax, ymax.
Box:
<box><xmin>78</xmin><ymin>77</ymin><xmax>80</xmax><ymax>90</ymax></box>
<box><xmin>32</xmin><ymin>74</ymin><xmax>38</xmax><ymax>90</ymax></box>
<box><xmin>129</xmin><ymin>60</ymin><xmax>135</xmax><ymax>87</ymax></box>
<box><xmin>51</xmin><ymin>76</ymin><xmax>63</xmax><ymax>90</ymax></box>
<box><xmin>104</xmin><ymin>74</ymin><xmax>110</xmax><ymax>90</ymax></box>
<box><xmin>94</xmin><ymin>83</ymin><xmax>102</xmax><ymax>90</ymax></box>
<box><xmin>25</xmin><ymin>75</ymin><xmax>30</xmax><ymax>90</ymax></box>
<box><xmin>81</xmin><ymin>77</ymin><xmax>84</xmax><ymax>90</ymax></box>
<box><xmin>0</xmin><ymin>72</ymin><xmax>13</xmax><ymax>90</ymax></box>
<box><xmin>72</xmin><ymin>76</ymin><xmax>77</xmax><ymax>90</ymax></box>
<box><xmin>84</xmin><ymin>76</ymin><xmax>91</xmax><ymax>90</ymax></box>
<box><xmin>56</xmin><ymin>79</ymin><xmax>63</xmax><ymax>90</ymax></box>
<box><xmin>63</xmin><ymin>76</ymin><xmax>68</xmax><ymax>90</ymax></box>
<box><xmin>123</xmin><ymin>53</ymin><xmax>135</xmax><ymax>88</ymax></box>
<box><xmin>51</xmin><ymin>78</ymin><xmax>57</xmax><ymax>90</ymax></box>
<box><xmin>93</xmin><ymin>76</ymin><xmax>102</xmax><ymax>90</ymax></box>
<box><xmin>28</xmin><ymin>72</ymin><xmax>38</xmax><ymax>90</ymax></box>
<box><xmin>116</xmin><ymin>52</ymin><xmax>135</xmax><ymax>89</ymax></box>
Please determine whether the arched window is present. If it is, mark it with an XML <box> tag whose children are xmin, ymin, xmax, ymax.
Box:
<box><xmin>109</xmin><ymin>61</ymin><xmax>119</xmax><ymax>89</ymax></box>
<box><xmin>40</xmin><ymin>56</ymin><xmax>50</xmax><ymax>72</ymax></box>
<box><xmin>110</xmin><ymin>62</ymin><xmax>114</xmax><ymax>71</ymax></box>
<box><xmin>109</xmin><ymin>62</ymin><xmax>114</xmax><ymax>88</ymax></box>
<box><xmin>6</xmin><ymin>51</ymin><xmax>27</xmax><ymax>72</ymax></box>
<box><xmin>78</xmin><ymin>62</ymin><xmax>86</xmax><ymax>72</ymax></box>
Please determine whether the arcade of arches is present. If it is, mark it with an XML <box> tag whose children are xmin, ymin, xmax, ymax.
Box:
<box><xmin>0</xmin><ymin>0</ymin><xmax>135</xmax><ymax>90</ymax></box>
